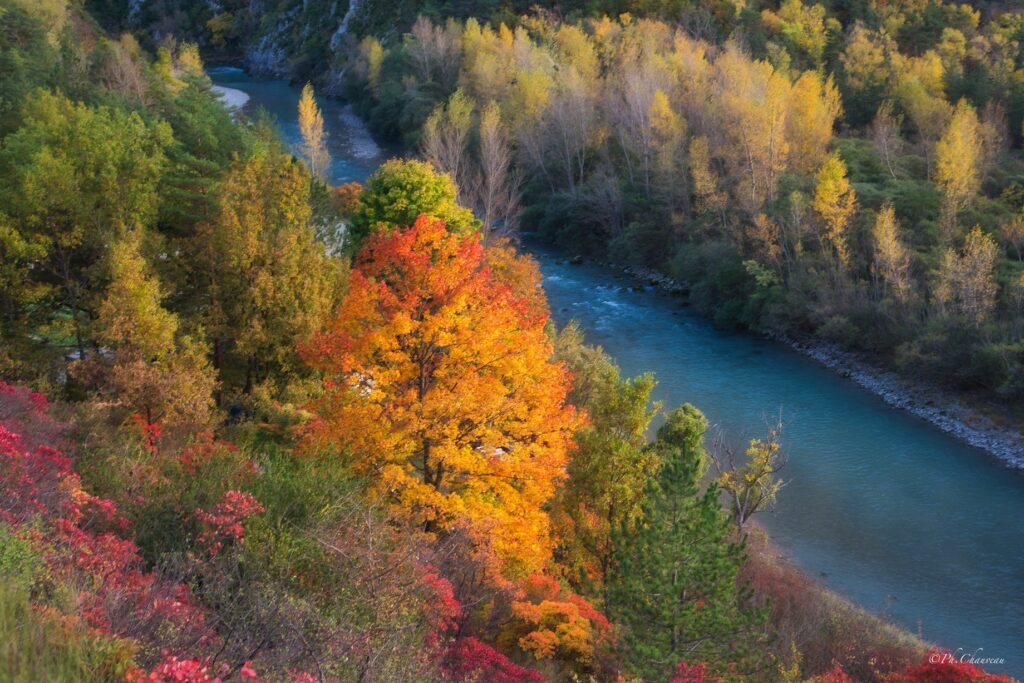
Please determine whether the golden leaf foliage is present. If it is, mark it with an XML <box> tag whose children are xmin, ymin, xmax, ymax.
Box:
<box><xmin>302</xmin><ymin>216</ymin><xmax>580</xmax><ymax>578</ymax></box>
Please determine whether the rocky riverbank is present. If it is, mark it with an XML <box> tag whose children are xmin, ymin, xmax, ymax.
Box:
<box><xmin>594</xmin><ymin>258</ymin><xmax>1024</xmax><ymax>468</ymax></box>
<box><xmin>777</xmin><ymin>335</ymin><xmax>1024</xmax><ymax>467</ymax></box>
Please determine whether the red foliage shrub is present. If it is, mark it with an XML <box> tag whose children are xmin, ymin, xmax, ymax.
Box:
<box><xmin>671</xmin><ymin>661</ymin><xmax>708</xmax><ymax>683</ymax></box>
<box><xmin>176</xmin><ymin>430</ymin><xmax>243</xmax><ymax>475</ymax></box>
<box><xmin>886</xmin><ymin>651</ymin><xmax>1016</xmax><ymax>682</ymax></box>
<box><xmin>421</xmin><ymin>565</ymin><xmax>461</xmax><ymax>649</ymax></box>
<box><xmin>137</xmin><ymin>655</ymin><xmax>305</xmax><ymax>682</ymax></box>
<box><xmin>128</xmin><ymin>412</ymin><xmax>163</xmax><ymax>454</ymax></box>
<box><xmin>0</xmin><ymin>382</ymin><xmax>65</xmax><ymax>451</ymax></box>
<box><xmin>194</xmin><ymin>490</ymin><xmax>264</xmax><ymax>556</ymax></box>
<box><xmin>808</xmin><ymin>665</ymin><xmax>856</xmax><ymax>682</ymax></box>
<box><xmin>442</xmin><ymin>636</ymin><xmax>547</xmax><ymax>683</ymax></box>
<box><xmin>143</xmin><ymin>655</ymin><xmax>222</xmax><ymax>682</ymax></box>
<box><xmin>740</xmin><ymin>532</ymin><xmax>919</xmax><ymax>680</ymax></box>
<box><xmin>0</xmin><ymin>382</ymin><xmax>212</xmax><ymax>665</ymax></box>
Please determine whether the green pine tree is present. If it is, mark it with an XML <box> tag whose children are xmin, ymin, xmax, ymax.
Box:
<box><xmin>607</xmin><ymin>404</ymin><xmax>773</xmax><ymax>681</ymax></box>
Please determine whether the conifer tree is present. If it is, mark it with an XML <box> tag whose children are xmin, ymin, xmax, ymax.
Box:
<box><xmin>607</xmin><ymin>404</ymin><xmax>771</xmax><ymax>680</ymax></box>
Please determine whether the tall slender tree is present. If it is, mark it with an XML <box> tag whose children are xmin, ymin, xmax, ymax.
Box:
<box><xmin>936</xmin><ymin>100</ymin><xmax>982</xmax><ymax>242</ymax></box>
<box><xmin>298</xmin><ymin>83</ymin><xmax>330</xmax><ymax>183</ymax></box>
<box><xmin>474</xmin><ymin>101</ymin><xmax>521</xmax><ymax>241</ymax></box>
<box><xmin>813</xmin><ymin>153</ymin><xmax>857</xmax><ymax>272</ymax></box>
<box><xmin>872</xmin><ymin>204</ymin><xmax>912</xmax><ymax>304</ymax></box>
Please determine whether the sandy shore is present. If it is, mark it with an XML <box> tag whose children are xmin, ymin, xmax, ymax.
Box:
<box><xmin>211</xmin><ymin>84</ymin><xmax>250</xmax><ymax>109</ymax></box>
<box><xmin>611</xmin><ymin>261</ymin><xmax>1024</xmax><ymax>467</ymax></box>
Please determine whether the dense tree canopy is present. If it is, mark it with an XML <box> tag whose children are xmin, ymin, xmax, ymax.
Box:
<box><xmin>301</xmin><ymin>215</ymin><xmax>579</xmax><ymax>577</ymax></box>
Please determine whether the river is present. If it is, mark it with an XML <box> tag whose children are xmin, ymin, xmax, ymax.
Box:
<box><xmin>211</xmin><ymin>67</ymin><xmax>1024</xmax><ymax>677</ymax></box>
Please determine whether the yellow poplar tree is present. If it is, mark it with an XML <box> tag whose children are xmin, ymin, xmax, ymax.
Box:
<box><xmin>935</xmin><ymin>99</ymin><xmax>982</xmax><ymax>241</ymax></box>
<box><xmin>689</xmin><ymin>136</ymin><xmax>727</xmax><ymax>226</ymax></box>
<box><xmin>298</xmin><ymin>83</ymin><xmax>330</xmax><ymax>183</ymax></box>
<box><xmin>786</xmin><ymin>71</ymin><xmax>842</xmax><ymax>174</ymax></box>
<box><xmin>649</xmin><ymin>89</ymin><xmax>687</xmax><ymax>209</ymax></box>
<box><xmin>813</xmin><ymin>153</ymin><xmax>857</xmax><ymax>268</ymax></box>
<box><xmin>872</xmin><ymin>204</ymin><xmax>912</xmax><ymax>304</ymax></box>
<box><xmin>935</xmin><ymin>226</ymin><xmax>999</xmax><ymax>326</ymax></box>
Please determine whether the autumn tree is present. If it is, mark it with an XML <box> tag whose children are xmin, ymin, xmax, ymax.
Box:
<box><xmin>935</xmin><ymin>100</ymin><xmax>982</xmax><ymax>241</ymax></box>
<box><xmin>712</xmin><ymin>419</ymin><xmax>787</xmax><ymax>536</ymax></box>
<box><xmin>474</xmin><ymin>101</ymin><xmax>521</xmax><ymax>241</ymax></box>
<box><xmin>406</xmin><ymin>16</ymin><xmax>463</xmax><ymax>91</ymax></box>
<box><xmin>484</xmin><ymin>238</ymin><xmax>548</xmax><ymax>321</ymax></box>
<box><xmin>502</xmin><ymin>573</ymin><xmax>613</xmax><ymax>668</ymax></box>
<box><xmin>892</xmin><ymin>52</ymin><xmax>952</xmax><ymax>176</ymax></box>
<box><xmin>72</xmin><ymin>230</ymin><xmax>215</xmax><ymax>431</ymax></box>
<box><xmin>607</xmin><ymin>402</ymin><xmax>771</xmax><ymax>680</ymax></box>
<box><xmin>648</xmin><ymin>89</ymin><xmax>688</xmax><ymax>212</ymax></box>
<box><xmin>301</xmin><ymin>216</ymin><xmax>579</xmax><ymax>577</ymax></box>
<box><xmin>358</xmin><ymin>37</ymin><xmax>385</xmax><ymax>96</ymax></box>
<box><xmin>509</xmin><ymin>66</ymin><xmax>554</xmax><ymax>191</ymax></box>
<box><xmin>935</xmin><ymin>226</ymin><xmax>999</xmax><ymax>326</ymax></box>
<box><xmin>714</xmin><ymin>48</ymin><xmax>791</xmax><ymax>214</ymax></box>
<box><xmin>422</xmin><ymin>89</ymin><xmax>475</xmax><ymax>205</ymax></box>
<box><xmin>761</xmin><ymin>0</ymin><xmax>829</xmax><ymax>71</ymax></box>
<box><xmin>298</xmin><ymin>83</ymin><xmax>330</xmax><ymax>183</ymax></box>
<box><xmin>544</xmin><ymin>36</ymin><xmax>602</xmax><ymax>194</ymax></box>
<box><xmin>999</xmin><ymin>214</ymin><xmax>1024</xmax><ymax>262</ymax></box>
<box><xmin>606</xmin><ymin>32</ymin><xmax>675</xmax><ymax>199</ymax></box>
<box><xmin>870</xmin><ymin>101</ymin><xmax>904</xmax><ymax>179</ymax></box>
<box><xmin>786</xmin><ymin>71</ymin><xmax>842</xmax><ymax>175</ymax></box>
<box><xmin>689</xmin><ymin>136</ymin><xmax>727</xmax><ymax>228</ymax></box>
<box><xmin>813</xmin><ymin>153</ymin><xmax>857</xmax><ymax>272</ymax></box>
<box><xmin>839</xmin><ymin>25</ymin><xmax>894</xmax><ymax>124</ymax></box>
<box><xmin>872</xmin><ymin>204</ymin><xmax>913</xmax><ymax>305</ymax></box>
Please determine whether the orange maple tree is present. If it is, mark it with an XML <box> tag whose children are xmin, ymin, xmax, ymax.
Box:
<box><xmin>301</xmin><ymin>215</ymin><xmax>579</xmax><ymax>577</ymax></box>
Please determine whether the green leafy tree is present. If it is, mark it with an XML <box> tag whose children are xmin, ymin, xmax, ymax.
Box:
<box><xmin>349</xmin><ymin>159</ymin><xmax>478</xmax><ymax>248</ymax></box>
<box><xmin>607</xmin><ymin>403</ymin><xmax>772</xmax><ymax>680</ymax></box>
<box><xmin>197</xmin><ymin>144</ymin><xmax>340</xmax><ymax>394</ymax></box>
<box><xmin>0</xmin><ymin>91</ymin><xmax>170</xmax><ymax>360</ymax></box>
<box><xmin>551</xmin><ymin>322</ymin><xmax>661</xmax><ymax>598</ymax></box>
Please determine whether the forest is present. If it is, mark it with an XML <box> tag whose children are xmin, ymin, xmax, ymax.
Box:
<box><xmin>88</xmin><ymin>0</ymin><xmax>1024</xmax><ymax>412</ymax></box>
<box><xmin>0</xmin><ymin>0</ymin><xmax>1021</xmax><ymax>681</ymax></box>
<box><xmin>327</xmin><ymin>4</ymin><xmax>1024</xmax><ymax>418</ymax></box>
